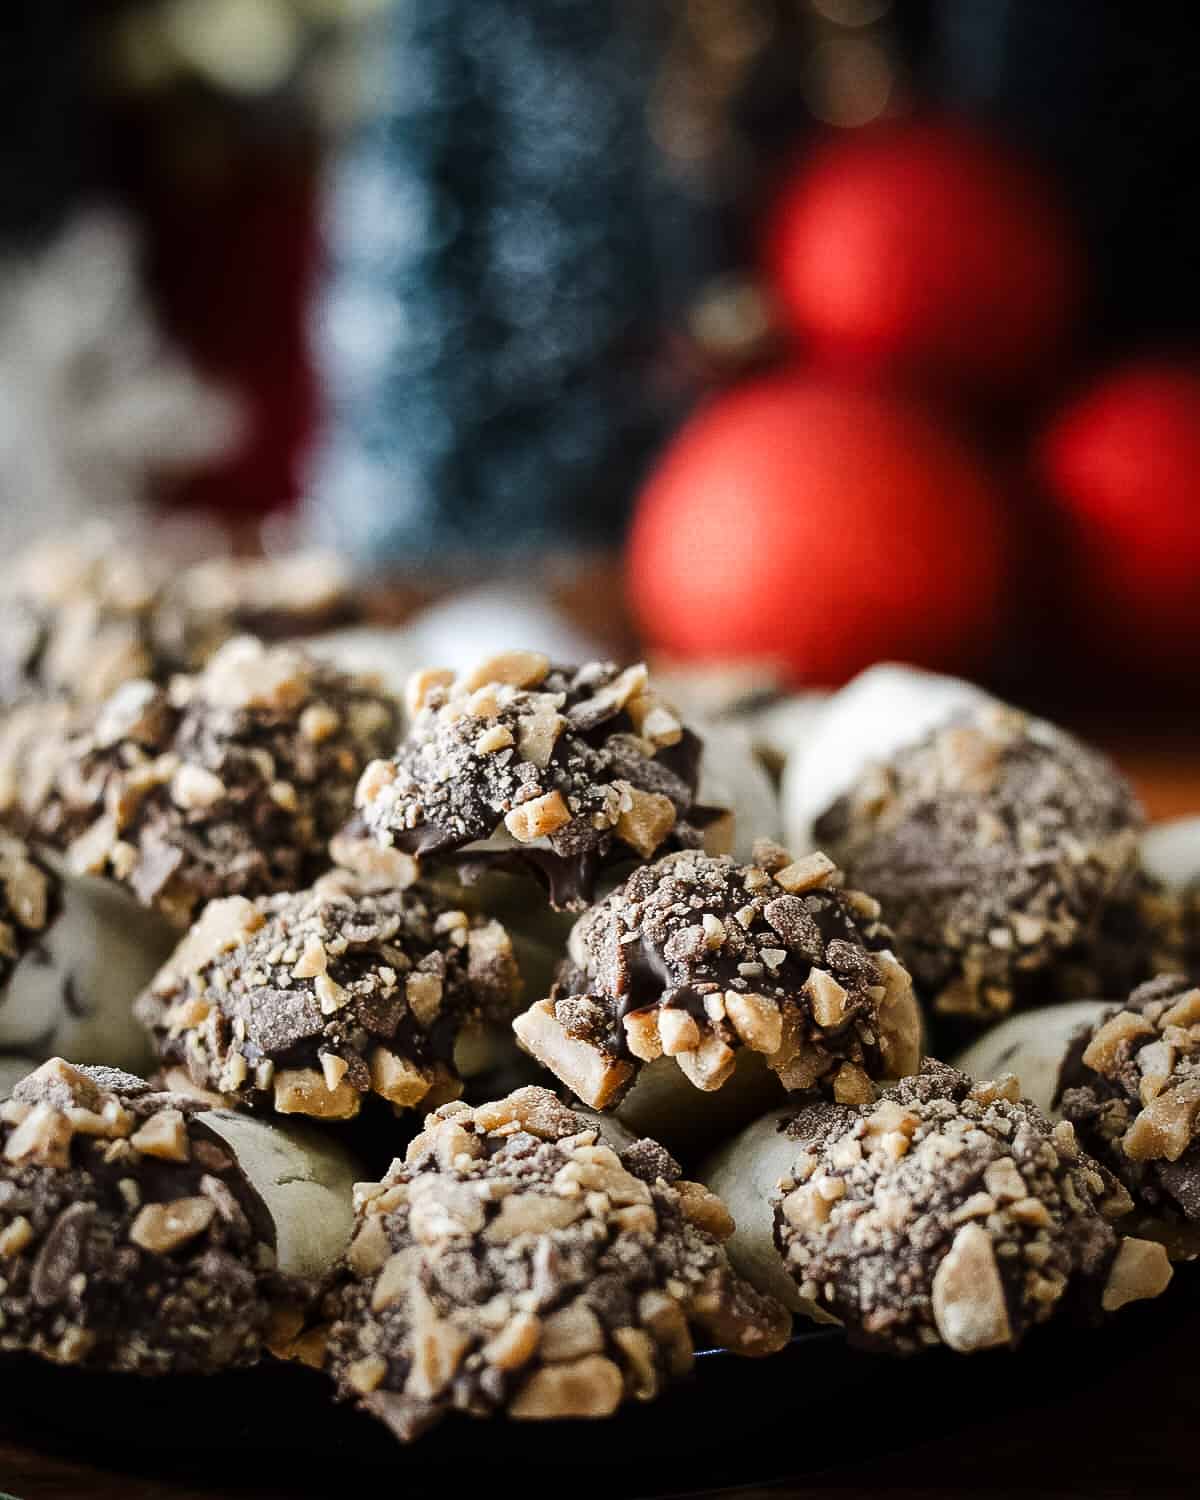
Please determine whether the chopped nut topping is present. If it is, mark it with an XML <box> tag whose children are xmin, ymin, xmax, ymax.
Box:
<box><xmin>773</xmin><ymin>852</ymin><xmax>839</xmax><ymax>894</ymax></box>
<box><xmin>658</xmin><ymin>1008</ymin><xmax>701</xmax><ymax>1057</ymax></box>
<box><xmin>509</xmin><ymin>1356</ymin><xmax>624</xmax><ymax>1420</ymax></box>
<box><xmin>615</xmin><ymin>788</ymin><xmax>677</xmax><ymax>860</ymax></box>
<box><xmin>404</xmin><ymin>668</ymin><xmax>455</xmax><ymax>719</ymax></box>
<box><xmin>129</xmin><ymin>1109</ymin><xmax>189</xmax><ymax>1162</ymax></box>
<box><xmin>4</xmin><ymin>1104</ymin><xmax>73</xmax><ymax>1169</ymax></box>
<box><xmin>273</xmin><ymin>1067</ymin><xmax>362</xmax><ymax>1121</ymax></box>
<box><xmin>623</xmin><ymin>1009</ymin><xmax>663</xmax><ymax>1062</ymax></box>
<box><xmin>724</xmin><ymin>991</ymin><xmax>782</xmax><ymax>1054</ymax></box>
<box><xmin>505</xmin><ymin>790</ymin><xmax>572</xmax><ymax>843</ymax></box>
<box><xmin>513</xmin><ymin>1000</ymin><xmax>635</xmax><ymax>1110</ymax></box>
<box><xmin>1059</xmin><ymin>975</ymin><xmax>1200</xmax><ymax>1232</ymax></box>
<box><xmin>129</xmin><ymin>1196</ymin><xmax>216</xmax><ymax>1254</ymax></box>
<box><xmin>170</xmin><ymin>763</ymin><xmax>226</xmax><ymax>811</ymax></box>
<box><xmin>1083</xmin><ymin>1011</ymin><xmax>1156</xmax><ymax>1076</ymax></box>
<box><xmin>475</xmin><ymin>724</ymin><xmax>515</xmax><ymax>755</ymax></box>
<box><xmin>1100</xmin><ymin>1237</ymin><xmax>1173</xmax><ymax>1312</ymax></box>
<box><xmin>462</xmin><ymin>651</ymin><xmax>550</xmax><ymax>693</ymax></box>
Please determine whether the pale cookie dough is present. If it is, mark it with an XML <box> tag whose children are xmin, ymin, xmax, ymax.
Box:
<box><xmin>0</xmin><ymin>840</ymin><xmax>170</xmax><ymax>1072</ymax></box>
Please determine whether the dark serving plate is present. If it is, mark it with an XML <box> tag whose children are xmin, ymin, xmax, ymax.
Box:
<box><xmin>0</xmin><ymin>1277</ymin><xmax>1190</xmax><ymax>1499</ymax></box>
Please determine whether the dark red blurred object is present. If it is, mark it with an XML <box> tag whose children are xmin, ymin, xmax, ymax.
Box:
<box><xmin>1038</xmin><ymin>359</ymin><xmax>1200</xmax><ymax>674</ymax></box>
<box><xmin>133</xmin><ymin>154</ymin><xmax>321</xmax><ymax>522</ymax></box>
<box><xmin>760</xmin><ymin>121</ymin><xmax>1085</xmax><ymax>396</ymax></box>
<box><xmin>627</xmin><ymin>369</ymin><xmax>1011</xmax><ymax>686</ymax></box>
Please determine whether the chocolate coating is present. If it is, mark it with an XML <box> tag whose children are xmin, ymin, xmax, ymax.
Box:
<box><xmin>1050</xmin><ymin>870</ymin><xmax>1197</xmax><ymax>1004</ymax></box>
<box><xmin>136</xmin><ymin>869</ymin><xmax>522</xmax><ymax>1122</ymax></box>
<box><xmin>814</xmin><ymin>704</ymin><xmax>1143</xmax><ymax>1025</ymax></box>
<box><xmin>24</xmin><ymin>637</ymin><xmax>401</xmax><ymax>925</ymax></box>
<box><xmin>352</xmin><ymin>655</ymin><xmax>725</xmax><ymax>910</ymax></box>
<box><xmin>0</xmin><ymin>1058</ymin><xmax>281</xmax><ymax>1374</ymax></box>
<box><xmin>515</xmin><ymin>846</ymin><xmax>920</xmax><ymax>1112</ymax></box>
<box><xmin>774</xmin><ymin>1062</ymin><xmax>1146</xmax><ymax>1354</ymax></box>
<box><xmin>320</xmin><ymin>1086</ymin><xmax>790</xmax><ymax>1441</ymax></box>
<box><xmin>1058</xmin><ymin>975</ymin><xmax>1200</xmax><ymax>1239</ymax></box>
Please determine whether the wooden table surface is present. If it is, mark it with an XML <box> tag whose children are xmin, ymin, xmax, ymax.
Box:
<box><xmin>1</xmin><ymin>725</ymin><xmax>1197</xmax><ymax>1499</ymax></box>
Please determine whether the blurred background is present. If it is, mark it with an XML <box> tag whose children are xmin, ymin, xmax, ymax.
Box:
<box><xmin>4</xmin><ymin>0</ymin><xmax>1200</xmax><ymax>717</ymax></box>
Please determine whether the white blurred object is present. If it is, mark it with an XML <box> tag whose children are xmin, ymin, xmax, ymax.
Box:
<box><xmin>405</xmin><ymin>584</ymin><xmax>601</xmax><ymax>678</ymax></box>
<box><xmin>697</xmin><ymin>719</ymin><xmax>781</xmax><ymax>862</ymax></box>
<box><xmin>303</xmin><ymin>586</ymin><xmax>600</xmax><ymax>708</ymax></box>
<box><xmin>0</xmin><ymin>211</ymin><xmax>239</xmax><ymax>551</ymax></box>
<box><xmin>1141</xmin><ymin>817</ymin><xmax>1200</xmax><ymax>892</ymax></box>
<box><xmin>782</xmin><ymin>663</ymin><xmax>988</xmax><ymax>851</ymax></box>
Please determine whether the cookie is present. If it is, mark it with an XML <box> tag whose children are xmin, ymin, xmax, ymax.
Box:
<box><xmin>25</xmin><ymin>636</ymin><xmax>401</xmax><ymax>925</ymax></box>
<box><xmin>704</xmin><ymin>1061</ymin><xmax>1172</xmax><ymax>1354</ymax></box>
<box><xmin>513</xmin><ymin>847</ymin><xmax>921</xmax><ymax>1135</ymax></box>
<box><xmin>0</xmin><ymin>535</ymin><xmax>163</xmax><ymax>710</ymax></box>
<box><xmin>0</xmin><ymin>1057</ymin><xmax>361</xmax><ymax>1373</ymax></box>
<box><xmin>814</xmin><ymin>702</ymin><xmax>1143</xmax><ymax>1024</ymax></box>
<box><xmin>1056</xmin><ymin>976</ymin><xmax>1200</xmax><ymax>1257</ymax></box>
<box><xmin>316</xmin><ymin>1086</ymin><xmax>790</xmax><ymax>1441</ymax></box>
<box><xmin>136</xmin><ymin>869</ymin><xmax>523</xmax><ymax>1123</ymax></box>
<box><xmin>348</xmin><ymin>654</ymin><xmax>727</xmax><ymax>910</ymax></box>
<box><xmin>153</xmin><ymin>551</ymin><xmax>356</xmax><ymax>671</ymax></box>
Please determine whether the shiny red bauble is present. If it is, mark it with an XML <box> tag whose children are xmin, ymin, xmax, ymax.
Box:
<box><xmin>1038</xmin><ymin>360</ymin><xmax>1200</xmax><ymax>669</ymax></box>
<box><xmin>627</xmin><ymin>372</ymin><xmax>1011</xmax><ymax>685</ymax></box>
<box><xmin>762</xmin><ymin>122</ymin><xmax>1084</xmax><ymax>394</ymax></box>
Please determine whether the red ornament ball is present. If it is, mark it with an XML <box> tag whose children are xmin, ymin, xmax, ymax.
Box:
<box><xmin>761</xmin><ymin>121</ymin><xmax>1084</xmax><ymax>393</ymax></box>
<box><xmin>1038</xmin><ymin>360</ymin><xmax>1200</xmax><ymax>669</ymax></box>
<box><xmin>627</xmin><ymin>372</ymin><xmax>1010</xmax><ymax>686</ymax></box>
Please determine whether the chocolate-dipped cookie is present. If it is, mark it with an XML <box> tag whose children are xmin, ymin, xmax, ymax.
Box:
<box><xmin>153</xmin><ymin>551</ymin><xmax>355</xmax><ymax>671</ymax></box>
<box><xmin>513</xmin><ymin>846</ymin><xmax>921</xmax><ymax>1147</ymax></box>
<box><xmin>25</xmin><ymin>637</ymin><xmax>400</xmax><ymax>926</ymax></box>
<box><xmin>1051</xmin><ymin>976</ymin><xmax>1200</xmax><ymax>1257</ymax></box>
<box><xmin>0</xmin><ymin>535</ymin><xmax>357</xmax><ymax>713</ymax></box>
<box><xmin>0</xmin><ymin>1057</ymin><xmax>361</xmax><ymax>1373</ymax></box>
<box><xmin>0</xmin><ymin>836</ymin><xmax>169</xmax><ymax>1072</ymax></box>
<box><xmin>316</xmin><ymin>1086</ymin><xmax>790</xmax><ymax>1441</ymax></box>
<box><xmin>814</xmin><ymin>702</ymin><xmax>1143</xmax><ymax>1025</ymax></box>
<box><xmin>136</xmin><ymin>869</ymin><xmax>523</xmax><ymax>1123</ymax></box>
<box><xmin>0</xmin><ymin>535</ymin><xmax>164</xmax><ymax>710</ymax></box>
<box><xmin>704</xmin><ymin>1061</ymin><xmax>1172</xmax><ymax>1354</ymax></box>
<box><xmin>349</xmin><ymin>653</ymin><xmax>727</xmax><ymax>911</ymax></box>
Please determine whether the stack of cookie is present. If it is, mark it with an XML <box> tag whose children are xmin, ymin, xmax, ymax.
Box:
<box><xmin>0</xmin><ymin>535</ymin><xmax>1190</xmax><ymax>1448</ymax></box>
